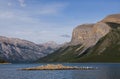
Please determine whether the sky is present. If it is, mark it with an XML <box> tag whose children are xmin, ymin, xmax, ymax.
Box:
<box><xmin>0</xmin><ymin>0</ymin><xmax>120</xmax><ymax>44</ymax></box>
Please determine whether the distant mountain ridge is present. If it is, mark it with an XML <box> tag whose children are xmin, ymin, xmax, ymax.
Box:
<box><xmin>0</xmin><ymin>36</ymin><xmax>59</xmax><ymax>63</ymax></box>
<box><xmin>40</xmin><ymin>41</ymin><xmax>60</xmax><ymax>49</ymax></box>
<box><xmin>38</xmin><ymin>13</ymin><xmax>120</xmax><ymax>62</ymax></box>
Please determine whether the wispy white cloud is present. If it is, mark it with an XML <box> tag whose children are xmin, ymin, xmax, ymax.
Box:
<box><xmin>15</xmin><ymin>31</ymin><xmax>33</xmax><ymax>35</ymax></box>
<box><xmin>18</xmin><ymin>0</ymin><xmax>26</xmax><ymax>7</ymax></box>
<box><xmin>0</xmin><ymin>10</ymin><xmax>38</xmax><ymax>24</ymax></box>
<box><xmin>0</xmin><ymin>0</ymin><xmax>71</xmax><ymax>43</ymax></box>
<box><xmin>15</xmin><ymin>30</ymin><xmax>50</xmax><ymax>36</ymax></box>
<box><xmin>60</xmin><ymin>34</ymin><xmax>71</xmax><ymax>38</ymax></box>
<box><xmin>0</xmin><ymin>11</ymin><xmax>14</xmax><ymax>18</ymax></box>
<box><xmin>8</xmin><ymin>2</ymin><xmax>12</xmax><ymax>6</ymax></box>
<box><xmin>0</xmin><ymin>2</ymin><xmax>69</xmax><ymax>29</ymax></box>
<box><xmin>37</xmin><ymin>3</ymin><xmax>68</xmax><ymax>15</ymax></box>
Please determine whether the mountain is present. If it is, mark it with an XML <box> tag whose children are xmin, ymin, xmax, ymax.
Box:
<box><xmin>38</xmin><ymin>14</ymin><xmax>120</xmax><ymax>62</ymax></box>
<box><xmin>0</xmin><ymin>36</ymin><xmax>59</xmax><ymax>63</ymax></box>
<box><xmin>41</xmin><ymin>41</ymin><xmax>60</xmax><ymax>49</ymax></box>
<box><xmin>38</xmin><ymin>41</ymin><xmax>60</xmax><ymax>55</ymax></box>
<box><xmin>79</xmin><ymin>22</ymin><xmax>120</xmax><ymax>62</ymax></box>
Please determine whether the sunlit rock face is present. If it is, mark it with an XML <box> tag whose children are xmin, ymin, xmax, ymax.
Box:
<box><xmin>70</xmin><ymin>14</ymin><xmax>120</xmax><ymax>47</ymax></box>
<box><xmin>70</xmin><ymin>22</ymin><xmax>111</xmax><ymax>47</ymax></box>
<box><xmin>70</xmin><ymin>24</ymin><xmax>94</xmax><ymax>46</ymax></box>
<box><xmin>101</xmin><ymin>14</ymin><xmax>120</xmax><ymax>24</ymax></box>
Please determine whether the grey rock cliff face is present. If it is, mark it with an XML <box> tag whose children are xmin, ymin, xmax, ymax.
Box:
<box><xmin>70</xmin><ymin>24</ymin><xmax>94</xmax><ymax>46</ymax></box>
<box><xmin>68</xmin><ymin>14</ymin><xmax>120</xmax><ymax>55</ymax></box>
<box><xmin>70</xmin><ymin>22</ymin><xmax>111</xmax><ymax>47</ymax></box>
<box><xmin>0</xmin><ymin>36</ymin><xmax>57</xmax><ymax>63</ymax></box>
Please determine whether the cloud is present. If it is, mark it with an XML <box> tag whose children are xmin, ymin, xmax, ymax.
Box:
<box><xmin>14</xmin><ymin>30</ymin><xmax>51</xmax><ymax>36</ymax></box>
<box><xmin>8</xmin><ymin>2</ymin><xmax>12</xmax><ymax>6</ymax></box>
<box><xmin>0</xmin><ymin>10</ymin><xmax>38</xmax><ymax>24</ymax></box>
<box><xmin>18</xmin><ymin>0</ymin><xmax>26</xmax><ymax>7</ymax></box>
<box><xmin>37</xmin><ymin>3</ymin><xmax>68</xmax><ymax>15</ymax></box>
<box><xmin>60</xmin><ymin>34</ymin><xmax>71</xmax><ymax>38</ymax></box>
<box><xmin>0</xmin><ymin>1</ymin><xmax>71</xmax><ymax>44</ymax></box>
<box><xmin>0</xmin><ymin>11</ymin><xmax>14</xmax><ymax>19</ymax></box>
<box><xmin>15</xmin><ymin>31</ymin><xmax>33</xmax><ymax>35</ymax></box>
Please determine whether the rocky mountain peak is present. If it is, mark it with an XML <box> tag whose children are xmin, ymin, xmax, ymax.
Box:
<box><xmin>41</xmin><ymin>41</ymin><xmax>59</xmax><ymax>49</ymax></box>
<box><xmin>0</xmin><ymin>36</ymin><xmax>59</xmax><ymax>63</ymax></box>
<box><xmin>69</xmin><ymin>14</ymin><xmax>120</xmax><ymax>47</ymax></box>
<box><xmin>0</xmin><ymin>36</ymin><xmax>38</xmax><ymax>48</ymax></box>
<box><xmin>70</xmin><ymin>22</ymin><xmax>110</xmax><ymax>47</ymax></box>
<box><xmin>101</xmin><ymin>14</ymin><xmax>120</xmax><ymax>24</ymax></box>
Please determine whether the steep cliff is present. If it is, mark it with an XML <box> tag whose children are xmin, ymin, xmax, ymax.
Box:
<box><xmin>70</xmin><ymin>14</ymin><xmax>120</xmax><ymax>47</ymax></box>
<box><xmin>79</xmin><ymin>22</ymin><xmax>120</xmax><ymax>62</ymax></box>
<box><xmin>70</xmin><ymin>22</ymin><xmax>111</xmax><ymax>47</ymax></box>
<box><xmin>38</xmin><ymin>14</ymin><xmax>120</xmax><ymax>62</ymax></box>
<box><xmin>0</xmin><ymin>36</ymin><xmax>58</xmax><ymax>63</ymax></box>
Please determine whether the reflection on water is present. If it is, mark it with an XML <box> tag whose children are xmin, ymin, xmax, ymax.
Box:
<box><xmin>0</xmin><ymin>63</ymin><xmax>120</xmax><ymax>79</ymax></box>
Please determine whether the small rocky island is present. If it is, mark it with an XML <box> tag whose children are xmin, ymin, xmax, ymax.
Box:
<box><xmin>21</xmin><ymin>64</ymin><xmax>95</xmax><ymax>70</ymax></box>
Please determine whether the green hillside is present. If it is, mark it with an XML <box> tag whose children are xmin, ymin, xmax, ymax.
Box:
<box><xmin>38</xmin><ymin>45</ymin><xmax>84</xmax><ymax>62</ymax></box>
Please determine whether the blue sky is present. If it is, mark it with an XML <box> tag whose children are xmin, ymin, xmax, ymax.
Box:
<box><xmin>0</xmin><ymin>0</ymin><xmax>120</xmax><ymax>44</ymax></box>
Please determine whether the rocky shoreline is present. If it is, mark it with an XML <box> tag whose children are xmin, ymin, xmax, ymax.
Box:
<box><xmin>20</xmin><ymin>64</ymin><xmax>95</xmax><ymax>70</ymax></box>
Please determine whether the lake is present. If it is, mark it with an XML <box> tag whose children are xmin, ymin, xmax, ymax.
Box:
<box><xmin>0</xmin><ymin>63</ymin><xmax>120</xmax><ymax>79</ymax></box>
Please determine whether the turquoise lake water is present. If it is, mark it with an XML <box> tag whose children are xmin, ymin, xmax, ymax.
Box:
<box><xmin>0</xmin><ymin>63</ymin><xmax>120</xmax><ymax>79</ymax></box>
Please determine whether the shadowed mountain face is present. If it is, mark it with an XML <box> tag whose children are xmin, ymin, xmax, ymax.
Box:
<box><xmin>0</xmin><ymin>37</ymin><xmax>59</xmax><ymax>63</ymax></box>
<box><xmin>38</xmin><ymin>14</ymin><xmax>120</xmax><ymax>62</ymax></box>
